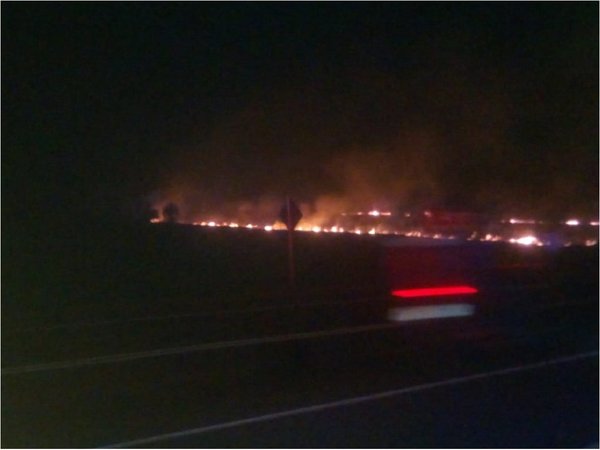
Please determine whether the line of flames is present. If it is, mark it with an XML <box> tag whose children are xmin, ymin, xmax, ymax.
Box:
<box><xmin>150</xmin><ymin>213</ymin><xmax>598</xmax><ymax>247</ymax></box>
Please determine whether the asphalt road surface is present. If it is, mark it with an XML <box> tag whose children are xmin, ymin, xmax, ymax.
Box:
<box><xmin>2</xmin><ymin>294</ymin><xmax>598</xmax><ymax>448</ymax></box>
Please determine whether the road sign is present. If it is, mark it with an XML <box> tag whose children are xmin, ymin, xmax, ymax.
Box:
<box><xmin>280</xmin><ymin>198</ymin><xmax>302</xmax><ymax>288</ymax></box>
<box><xmin>279</xmin><ymin>199</ymin><xmax>303</xmax><ymax>230</ymax></box>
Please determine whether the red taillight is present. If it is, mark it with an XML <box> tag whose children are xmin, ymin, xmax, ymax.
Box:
<box><xmin>391</xmin><ymin>285</ymin><xmax>478</xmax><ymax>298</ymax></box>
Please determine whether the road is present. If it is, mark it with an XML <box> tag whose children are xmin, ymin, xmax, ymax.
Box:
<box><xmin>2</xmin><ymin>293</ymin><xmax>598</xmax><ymax>448</ymax></box>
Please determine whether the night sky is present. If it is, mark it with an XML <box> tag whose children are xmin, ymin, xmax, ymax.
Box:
<box><xmin>3</xmin><ymin>3</ymin><xmax>598</xmax><ymax>227</ymax></box>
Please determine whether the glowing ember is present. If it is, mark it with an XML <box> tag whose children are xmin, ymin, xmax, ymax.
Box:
<box><xmin>228</xmin><ymin>223</ymin><xmax>239</xmax><ymax>228</ymax></box>
<box><xmin>508</xmin><ymin>218</ymin><xmax>536</xmax><ymax>224</ymax></box>
<box><xmin>150</xmin><ymin>218</ymin><xmax>161</xmax><ymax>223</ymax></box>
<box><xmin>484</xmin><ymin>234</ymin><xmax>502</xmax><ymax>241</ymax></box>
<box><xmin>509</xmin><ymin>235</ymin><xmax>540</xmax><ymax>246</ymax></box>
<box><xmin>368</xmin><ymin>210</ymin><xmax>391</xmax><ymax>217</ymax></box>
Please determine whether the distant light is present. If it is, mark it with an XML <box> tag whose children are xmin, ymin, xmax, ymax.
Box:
<box><xmin>264</xmin><ymin>225</ymin><xmax>273</xmax><ymax>232</ymax></box>
<box><xmin>590</xmin><ymin>221</ymin><xmax>599</xmax><ymax>226</ymax></box>
<box><xmin>585</xmin><ymin>240</ymin><xmax>598</xmax><ymax>246</ymax></box>
<box><xmin>509</xmin><ymin>235</ymin><xmax>540</xmax><ymax>246</ymax></box>
<box><xmin>246</xmin><ymin>224</ymin><xmax>254</xmax><ymax>229</ymax></box>
<box><xmin>229</xmin><ymin>223</ymin><xmax>239</xmax><ymax>228</ymax></box>
<box><xmin>368</xmin><ymin>210</ymin><xmax>381</xmax><ymax>217</ymax></box>
<box><xmin>150</xmin><ymin>218</ymin><xmax>161</xmax><ymax>223</ymax></box>
<box><xmin>565</xmin><ymin>219</ymin><xmax>580</xmax><ymax>226</ymax></box>
<box><xmin>208</xmin><ymin>221</ymin><xmax>217</xmax><ymax>227</ymax></box>
<box><xmin>392</xmin><ymin>285</ymin><xmax>478</xmax><ymax>298</ymax></box>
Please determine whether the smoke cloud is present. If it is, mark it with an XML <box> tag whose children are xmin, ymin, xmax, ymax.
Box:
<box><xmin>151</xmin><ymin>37</ymin><xmax>597</xmax><ymax>223</ymax></box>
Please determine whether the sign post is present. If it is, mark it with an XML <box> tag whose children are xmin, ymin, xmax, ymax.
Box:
<box><xmin>279</xmin><ymin>197</ymin><xmax>302</xmax><ymax>287</ymax></box>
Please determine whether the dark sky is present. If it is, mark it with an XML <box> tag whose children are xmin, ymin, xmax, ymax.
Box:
<box><xmin>3</xmin><ymin>3</ymin><xmax>598</xmax><ymax>225</ymax></box>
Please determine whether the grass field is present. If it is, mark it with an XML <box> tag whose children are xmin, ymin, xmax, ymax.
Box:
<box><xmin>2</xmin><ymin>222</ymin><xmax>386</xmax><ymax>328</ymax></box>
<box><xmin>3</xmin><ymin>221</ymin><xmax>597</xmax><ymax>330</ymax></box>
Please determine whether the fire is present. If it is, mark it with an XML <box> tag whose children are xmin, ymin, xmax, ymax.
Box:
<box><xmin>148</xmin><ymin>205</ymin><xmax>596</xmax><ymax>248</ymax></box>
<box><xmin>509</xmin><ymin>235</ymin><xmax>541</xmax><ymax>246</ymax></box>
<box><xmin>508</xmin><ymin>218</ymin><xmax>537</xmax><ymax>225</ymax></box>
<box><xmin>367</xmin><ymin>210</ymin><xmax>392</xmax><ymax>217</ymax></box>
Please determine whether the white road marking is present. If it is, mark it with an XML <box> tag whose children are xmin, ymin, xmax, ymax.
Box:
<box><xmin>102</xmin><ymin>350</ymin><xmax>599</xmax><ymax>448</ymax></box>
<box><xmin>1</xmin><ymin>322</ymin><xmax>398</xmax><ymax>375</ymax></box>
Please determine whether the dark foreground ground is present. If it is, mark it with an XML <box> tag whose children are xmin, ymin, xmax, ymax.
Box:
<box><xmin>2</xmin><ymin>306</ymin><xmax>598</xmax><ymax>448</ymax></box>
<box><xmin>2</xmin><ymin>222</ymin><xmax>598</xmax><ymax>447</ymax></box>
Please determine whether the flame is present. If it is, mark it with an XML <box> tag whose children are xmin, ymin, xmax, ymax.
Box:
<box><xmin>509</xmin><ymin>235</ymin><xmax>541</xmax><ymax>246</ymax></box>
<box><xmin>147</xmin><ymin>207</ymin><xmax>596</xmax><ymax>248</ymax></box>
<box><xmin>508</xmin><ymin>218</ymin><xmax>537</xmax><ymax>225</ymax></box>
